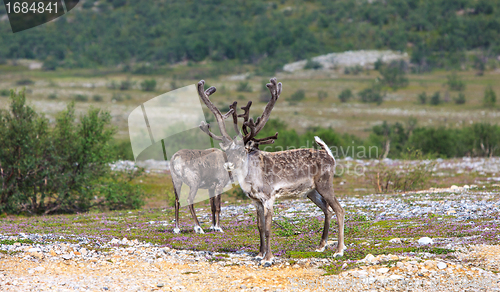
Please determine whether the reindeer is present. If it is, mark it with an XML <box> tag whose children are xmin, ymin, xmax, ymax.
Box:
<box><xmin>171</xmin><ymin>147</ymin><xmax>234</xmax><ymax>234</ymax></box>
<box><xmin>196</xmin><ymin>78</ymin><xmax>345</xmax><ymax>267</ymax></box>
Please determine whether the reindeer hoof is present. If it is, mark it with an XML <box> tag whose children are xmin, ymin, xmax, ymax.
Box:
<box><xmin>173</xmin><ymin>228</ymin><xmax>181</xmax><ymax>234</ymax></box>
<box><xmin>254</xmin><ymin>255</ymin><xmax>263</xmax><ymax>261</ymax></box>
<box><xmin>333</xmin><ymin>251</ymin><xmax>344</xmax><ymax>258</ymax></box>
<box><xmin>209</xmin><ymin>226</ymin><xmax>224</xmax><ymax>233</ymax></box>
<box><xmin>315</xmin><ymin>247</ymin><xmax>325</xmax><ymax>252</ymax></box>
<box><xmin>193</xmin><ymin>226</ymin><xmax>205</xmax><ymax>234</ymax></box>
<box><xmin>262</xmin><ymin>261</ymin><xmax>273</xmax><ymax>268</ymax></box>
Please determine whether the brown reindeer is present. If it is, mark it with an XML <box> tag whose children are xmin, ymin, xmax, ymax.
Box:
<box><xmin>197</xmin><ymin>78</ymin><xmax>345</xmax><ymax>266</ymax></box>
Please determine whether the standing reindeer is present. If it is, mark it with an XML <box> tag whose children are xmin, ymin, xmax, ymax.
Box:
<box><xmin>171</xmin><ymin>147</ymin><xmax>234</xmax><ymax>234</ymax></box>
<box><xmin>196</xmin><ymin>78</ymin><xmax>345</xmax><ymax>266</ymax></box>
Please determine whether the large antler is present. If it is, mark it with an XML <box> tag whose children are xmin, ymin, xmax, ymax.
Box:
<box><xmin>197</xmin><ymin>80</ymin><xmax>234</xmax><ymax>142</ymax></box>
<box><xmin>241</xmin><ymin>78</ymin><xmax>281</xmax><ymax>146</ymax></box>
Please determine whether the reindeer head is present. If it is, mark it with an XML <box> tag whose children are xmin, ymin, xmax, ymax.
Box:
<box><xmin>197</xmin><ymin>78</ymin><xmax>282</xmax><ymax>168</ymax></box>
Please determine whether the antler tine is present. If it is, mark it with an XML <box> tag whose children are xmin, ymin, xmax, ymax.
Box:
<box><xmin>229</xmin><ymin>101</ymin><xmax>243</xmax><ymax>139</ymax></box>
<box><xmin>238</xmin><ymin>101</ymin><xmax>252</xmax><ymax>136</ymax></box>
<box><xmin>253</xmin><ymin>132</ymin><xmax>278</xmax><ymax>143</ymax></box>
<box><xmin>243</xmin><ymin>118</ymin><xmax>256</xmax><ymax>143</ymax></box>
<box><xmin>197</xmin><ymin>80</ymin><xmax>233</xmax><ymax>142</ymax></box>
<box><xmin>199</xmin><ymin>121</ymin><xmax>224</xmax><ymax>141</ymax></box>
<box><xmin>253</xmin><ymin>77</ymin><xmax>281</xmax><ymax>135</ymax></box>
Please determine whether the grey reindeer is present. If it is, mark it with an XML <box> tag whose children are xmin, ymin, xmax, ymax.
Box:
<box><xmin>170</xmin><ymin>126</ymin><xmax>236</xmax><ymax>234</ymax></box>
<box><xmin>197</xmin><ymin>77</ymin><xmax>346</xmax><ymax>267</ymax></box>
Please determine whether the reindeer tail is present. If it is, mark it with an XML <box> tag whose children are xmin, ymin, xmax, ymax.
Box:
<box><xmin>314</xmin><ymin>136</ymin><xmax>335</xmax><ymax>160</ymax></box>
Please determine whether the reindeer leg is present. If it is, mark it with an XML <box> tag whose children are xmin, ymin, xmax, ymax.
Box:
<box><xmin>187</xmin><ymin>187</ymin><xmax>204</xmax><ymax>234</ymax></box>
<box><xmin>262</xmin><ymin>201</ymin><xmax>275</xmax><ymax>267</ymax></box>
<box><xmin>173</xmin><ymin>180</ymin><xmax>182</xmax><ymax>234</ymax></box>
<box><xmin>307</xmin><ymin>190</ymin><xmax>333</xmax><ymax>252</ymax></box>
<box><xmin>254</xmin><ymin>201</ymin><xmax>266</xmax><ymax>260</ymax></box>
<box><xmin>209</xmin><ymin>189</ymin><xmax>217</xmax><ymax>231</ymax></box>
<box><xmin>322</xmin><ymin>194</ymin><xmax>345</xmax><ymax>258</ymax></box>
<box><xmin>214</xmin><ymin>193</ymin><xmax>223</xmax><ymax>232</ymax></box>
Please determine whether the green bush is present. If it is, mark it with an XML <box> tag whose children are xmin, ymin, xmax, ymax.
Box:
<box><xmin>447</xmin><ymin>72</ymin><xmax>466</xmax><ymax>91</ymax></box>
<box><xmin>378</xmin><ymin>60</ymin><xmax>408</xmax><ymax>90</ymax></box>
<box><xmin>15</xmin><ymin>79</ymin><xmax>35</xmax><ymax>86</ymax></box>
<box><xmin>288</xmin><ymin>89</ymin><xmax>306</xmax><ymax>102</ymax></box>
<box><xmin>93</xmin><ymin>95</ymin><xmax>104</xmax><ymax>102</ymax></box>
<box><xmin>74</xmin><ymin>94</ymin><xmax>89</xmax><ymax>102</ymax></box>
<box><xmin>318</xmin><ymin>90</ymin><xmax>328</xmax><ymax>101</ymax></box>
<box><xmin>304</xmin><ymin>59</ymin><xmax>322</xmax><ymax>70</ymax></box>
<box><xmin>0</xmin><ymin>89</ymin><xmax>9</xmax><ymax>97</ymax></box>
<box><xmin>120</xmin><ymin>79</ymin><xmax>134</xmax><ymax>90</ymax></box>
<box><xmin>454</xmin><ymin>92</ymin><xmax>466</xmax><ymax>104</ymax></box>
<box><xmin>236</xmin><ymin>81</ymin><xmax>253</xmax><ymax>92</ymax></box>
<box><xmin>430</xmin><ymin>92</ymin><xmax>441</xmax><ymax>105</ymax></box>
<box><xmin>483</xmin><ymin>86</ymin><xmax>496</xmax><ymax>107</ymax></box>
<box><xmin>0</xmin><ymin>90</ymin><xmax>144</xmax><ymax>214</ymax></box>
<box><xmin>140</xmin><ymin>79</ymin><xmax>157</xmax><ymax>91</ymax></box>
<box><xmin>359</xmin><ymin>85</ymin><xmax>384</xmax><ymax>104</ymax></box>
<box><xmin>370</xmin><ymin>149</ymin><xmax>436</xmax><ymax>193</ymax></box>
<box><xmin>418</xmin><ymin>92</ymin><xmax>427</xmax><ymax>104</ymax></box>
<box><xmin>338</xmin><ymin>89</ymin><xmax>352</xmax><ymax>102</ymax></box>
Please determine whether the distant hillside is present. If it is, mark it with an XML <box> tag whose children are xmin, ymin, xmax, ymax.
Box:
<box><xmin>0</xmin><ymin>0</ymin><xmax>499</xmax><ymax>72</ymax></box>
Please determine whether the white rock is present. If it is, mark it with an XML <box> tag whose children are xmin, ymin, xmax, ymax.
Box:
<box><xmin>389</xmin><ymin>238</ymin><xmax>402</xmax><ymax>244</ymax></box>
<box><xmin>377</xmin><ymin>268</ymin><xmax>389</xmax><ymax>274</ymax></box>
<box><xmin>389</xmin><ymin>274</ymin><xmax>403</xmax><ymax>280</ymax></box>
<box><xmin>450</xmin><ymin>185</ymin><xmax>459</xmax><ymax>190</ymax></box>
<box><xmin>28</xmin><ymin>248</ymin><xmax>41</xmax><ymax>253</ymax></box>
<box><xmin>362</xmin><ymin>254</ymin><xmax>375</xmax><ymax>263</ymax></box>
<box><xmin>110</xmin><ymin>238</ymin><xmax>120</xmax><ymax>244</ymax></box>
<box><xmin>437</xmin><ymin>262</ymin><xmax>447</xmax><ymax>270</ymax></box>
<box><xmin>61</xmin><ymin>254</ymin><xmax>73</xmax><ymax>260</ymax></box>
<box><xmin>463</xmin><ymin>185</ymin><xmax>470</xmax><ymax>189</ymax></box>
<box><xmin>418</xmin><ymin>237</ymin><xmax>433</xmax><ymax>245</ymax></box>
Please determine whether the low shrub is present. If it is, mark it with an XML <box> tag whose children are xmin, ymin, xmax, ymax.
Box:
<box><xmin>454</xmin><ymin>92</ymin><xmax>466</xmax><ymax>104</ymax></box>
<box><xmin>236</xmin><ymin>81</ymin><xmax>252</xmax><ymax>92</ymax></box>
<box><xmin>0</xmin><ymin>90</ymin><xmax>145</xmax><ymax>214</ymax></box>
<box><xmin>74</xmin><ymin>94</ymin><xmax>88</xmax><ymax>102</ymax></box>
<box><xmin>15</xmin><ymin>79</ymin><xmax>35</xmax><ymax>86</ymax></box>
<box><xmin>140</xmin><ymin>79</ymin><xmax>157</xmax><ymax>91</ymax></box>
<box><xmin>93</xmin><ymin>95</ymin><xmax>103</xmax><ymax>102</ymax></box>
<box><xmin>338</xmin><ymin>89</ymin><xmax>352</xmax><ymax>102</ymax></box>
<box><xmin>288</xmin><ymin>89</ymin><xmax>306</xmax><ymax>102</ymax></box>
<box><xmin>370</xmin><ymin>149</ymin><xmax>436</xmax><ymax>193</ymax></box>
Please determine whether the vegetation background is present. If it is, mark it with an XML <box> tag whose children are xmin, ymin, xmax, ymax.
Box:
<box><xmin>0</xmin><ymin>0</ymin><xmax>500</xmax><ymax>213</ymax></box>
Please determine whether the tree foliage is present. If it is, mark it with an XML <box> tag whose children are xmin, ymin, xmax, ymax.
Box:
<box><xmin>0</xmin><ymin>90</ymin><xmax>144</xmax><ymax>214</ymax></box>
<box><xmin>1</xmin><ymin>0</ymin><xmax>500</xmax><ymax>70</ymax></box>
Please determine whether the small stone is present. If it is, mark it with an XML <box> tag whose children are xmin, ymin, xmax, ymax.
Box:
<box><xmin>450</xmin><ymin>185</ymin><xmax>459</xmax><ymax>190</ymax></box>
<box><xmin>463</xmin><ymin>185</ymin><xmax>470</xmax><ymax>189</ymax></box>
<box><xmin>377</xmin><ymin>268</ymin><xmax>389</xmax><ymax>274</ymax></box>
<box><xmin>157</xmin><ymin>283</ymin><xmax>164</xmax><ymax>288</ymax></box>
<box><xmin>62</xmin><ymin>254</ymin><xmax>73</xmax><ymax>260</ymax></box>
<box><xmin>418</xmin><ymin>237</ymin><xmax>433</xmax><ymax>245</ymax></box>
<box><xmin>437</xmin><ymin>262</ymin><xmax>447</xmax><ymax>270</ymax></box>
<box><xmin>28</xmin><ymin>248</ymin><xmax>41</xmax><ymax>253</ymax></box>
<box><xmin>80</xmin><ymin>248</ymin><xmax>87</xmax><ymax>256</ymax></box>
<box><xmin>292</xmin><ymin>264</ymin><xmax>300</xmax><ymax>269</ymax></box>
<box><xmin>389</xmin><ymin>274</ymin><xmax>403</xmax><ymax>280</ymax></box>
<box><xmin>49</xmin><ymin>250</ymin><xmax>57</xmax><ymax>257</ymax></box>
<box><xmin>110</xmin><ymin>238</ymin><xmax>119</xmax><ymax>244</ymax></box>
<box><xmin>362</xmin><ymin>254</ymin><xmax>375</xmax><ymax>263</ymax></box>
<box><xmin>389</xmin><ymin>238</ymin><xmax>402</xmax><ymax>244</ymax></box>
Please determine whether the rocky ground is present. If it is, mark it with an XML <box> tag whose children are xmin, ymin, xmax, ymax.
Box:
<box><xmin>0</xmin><ymin>234</ymin><xmax>499</xmax><ymax>291</ymax></box>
